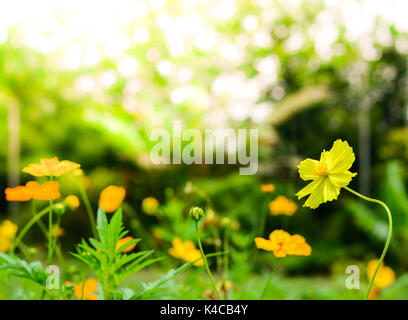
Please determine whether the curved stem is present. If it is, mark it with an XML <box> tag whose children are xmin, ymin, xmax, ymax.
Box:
<box><xmin>11</xmin><ymin>206</ymin><xmax>51</xmax><ymax>253</ymax></box>
<box><xmin>345</xmin><ymin>186</ymin><xmax>393</xmax><ymax>300</ymax></box>
<box><xmin>260</xmin><ymin>260</ymin><xmax>280</xmax><ymax>300</ymax></box>
<box><xmin>31</xmin><ymin>200</ymin><xmax>48</xmax><ymax>239</ymax></box>
<box><xmin>195</xmin><ymin>221</ymin><xmax>220</xmax><ymax>299</ymax></box>
<box><xmin>47</xmin><ymin>174</ymin><xmax>54</xmax><ymax>265</ymax></box>
<box><xmin>77</xmin><ymin>181</ymin><xmax>97</xmax><ymax>239</ymax></box>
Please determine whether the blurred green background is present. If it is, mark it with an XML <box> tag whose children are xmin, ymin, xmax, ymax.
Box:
<box><xmin>1</xmin><ymin>0</ymin><xmax>408</xmax><ymax>299</ymax></box>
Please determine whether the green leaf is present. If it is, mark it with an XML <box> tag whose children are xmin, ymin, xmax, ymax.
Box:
<box><xmin>96</xmin><ymin>206</ymin><xmax>108</xmax><ymax>241</ymax></box>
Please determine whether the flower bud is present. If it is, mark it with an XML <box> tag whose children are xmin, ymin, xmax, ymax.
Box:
<box><xmin>189</xmin><ymin>206</ymin><xmax>205</xmax><ymax>221</ymax></box>
<box><xmin>54</xmin><ymin>203</ymin><xmax>66</xmax><ymax>216</ymax></box>
<box><xmin>27</xmin><ymin>247</ymin><xmax>38</xmax><ymax>258</ymax></box>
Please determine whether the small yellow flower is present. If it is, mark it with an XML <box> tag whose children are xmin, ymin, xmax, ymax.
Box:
<box><xmin>0</xmin><ymin>220</ymin><xmax>18</xmax><ymax>252</ymax></box>
<box><xmin>269</xmin><ymin>196</ymin><xmax>297</xmax><ymax>216</ymax></box>
<box><xmin>254</xmin><ymin>230</ymin><xmax>311</xmax><ymax>258</ymax></box>
<box><xmin>23</xmin><ymin>157</ymin><xmax>80</xmax><ymax>177</ymax></box>
<box><xmin>98</xmin><ymin>185</ymin><xmax>126</xmax><ymax>213</ymax></box>
<box><xmin>51</xmin><ymin>225</ymin><xmax>65</xmax><ymax>238</ymax></box>
<box><xmin>66</xmin><ymin>195</ymin><xmax>80</xmax><ymax>209</ymax></box>
<box><xmin>66</xmin><ymin>278</ymin><xmax>99</xmax><ymax>300</ymax></box>
<box><xmin>142</xmin><ymin>197</ymin><xmax>159</xmax><ymax>215</ymax></box>
<box><xmin>261</xmin><ymin>184</ymin><xmax>275</xmax><ymax>193</ymax></box>
<box><xmin>367</xmin><ymin>259</ymin><xmax>395</xmax><ymax>289</ymax></box>
<box><xmin>169</xmin><ymin>237</ymin><xmax>203</xmax><ymax>266</ymax></box>
<box><xmin>116</xmin><ymin>236</ymin><xmax>137</xmax><ymax>253</ymax></box>
<box><xmin>295</xmin><ymin>139</ymin><xmax>357</xmax><ymax>209</ymax></box>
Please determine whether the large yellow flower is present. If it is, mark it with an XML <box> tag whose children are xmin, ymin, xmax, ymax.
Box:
<box><xmin>295</xmin><ymin>139</ymin><xmax>357</xmax><ymax>209</ymax></box>
<box><xmin>254</xmin><ymin>230</ymin><xmax>311</xmax><ymax>258</ymax></box>
<box><xmin>23</xmin><ymin>157</ymin><xmax>80</xmax><ymax>177</ymax></box>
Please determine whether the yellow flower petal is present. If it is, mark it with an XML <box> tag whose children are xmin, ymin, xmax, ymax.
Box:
<box><xmin>295</xmin><ymin>178</ymin><xmax>324</xmax><ymax>200</ymax></box>
<box><xmin>297</xmin><ymin>158</ymin><xmax>319</xmax><ymax>181</ymax></box>
<box><xmin>23</xmin><ymin>157</ymin><xmax>80</xmax><ymax>177</ymax></box>
<box><xmin>304</xmin><ymin>178</ymin><xmax>340</xmax><ymax>209</ymax></box>
<box><xmin>254</xmin><ymin>237</ymin><xmax>277</xmax><ymax>251</ymax></box>
<box><xmin>329</xmin><ymin>171</ymin><xmax>357</xmax><ymax>188</ymax></box>
<box><xmin>327</xmin><ymin>139</ymin><xmax>356</xmax><ymax>173</ymax></box>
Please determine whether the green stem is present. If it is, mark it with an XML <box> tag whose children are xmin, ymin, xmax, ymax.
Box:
<box><xmin>222</xmin><ymin>228</ymin><xmax>230</xmax><ymax>300</ymax></box>
<box><xmin>47</xmin><ymin>174</ymin><xmax>54</xmax><ymax>265</ymax></box>
<box><xmin>252</xmin><ymin>197</ymin><xmax>269</xmax><ymax>269</ymax></box>
<box><xmin>52</xmin><ymin>214</ymin><xmax>61</xmax><ymax>258</ymax></box>
<box><xmin>195</xmin><ymin>221</ymin><xmax>220</xmax><ymax>299</ymax></box>
<box><xmin>31</xmin><ymin>200</ymin><xmax>48</xmax><ymax>239</ymax></box>
<box><xmin>11</xmin><ymin>206</ymin><xmax>51</xmax><ymax>253</ymax></box>
<box><xmin>257</xmin><ymin>198</ymin><xmax>268</xmax><ymax>237</ymax></box>
<box><xmin>78</xmin><ymin>181</ymin><xmax>97</xmax><ymax>239</ymax></box>
<box><xmin>223</xmin><ymin>228</ymin><xmax>230</xmax><ymax>280</ymax></box>
<box><xmin>260</xmin><ymin>260</ymin><xmax>280</xmax><ymax>300</ymax></box>
<box><xmin>345</xmin><ymin>186</ymin><xmax>393</xmax><ymax>300</ymax></box>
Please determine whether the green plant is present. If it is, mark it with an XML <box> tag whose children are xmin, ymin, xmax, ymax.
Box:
<box><xmin>71</xmin><ymin>207</ymin><xmax>163</xmax><ymax>299</ymax></box>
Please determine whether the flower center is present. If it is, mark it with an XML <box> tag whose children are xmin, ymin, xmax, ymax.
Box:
<box><xmin>313</xmin><ymin>162</ymin><xmax>328</xmax><ymax>176</ymax></box>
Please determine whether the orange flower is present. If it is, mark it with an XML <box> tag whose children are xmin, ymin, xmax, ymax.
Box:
<box><xmin>31</xmin><ymin>181</ymin><xmax>60</xmax><ymax>200</ymax></box>
<box><xmin>261</xmin><ymin>184</ymin><xmax>275</xmax><ymax>193</ymax></box>
<box><xmin>254</xmin><ymin>230</ymin><xmax>311</xmax><ymax>258</ymax></box>
<box><xmin>5</xmin><ymin>185</ymin><xmax>32</xmax><ymax>201</ymax></box>
<box><xmin>66</xmin><ymin>195</ymin><xmax>80</xmax><ymax>209</ymax></box>
<box><xmin>66</xmin><ymin>278</ymin><xmax>99</xmax><ymax>300</ymax></box>
<box><xmin>367</xmin><ymin>259</ymin><xmax>395</xmax><ymax>289</ymax></box>
<box><xmin>269</xmin><ymin>196</ymin><xmax>297</xmax><ymax>216</ymax></box>
<box><xmin>5</xmin><ymin>181</ymin><xmax>60</xmax><ymax>201</ymax></box>
<box><xmin>23</xmin><ymin>157</ymin><xmax>80</xmax><ymax>177</ymax></box>
<box><xmin>169</xmin><ymin>237</ymin><xmax>203</xmax><ymax>266</ymax></box>
<box><xmin>116</xmin><ymin>236</ymin><xmax>137</xmax><ymax>253</ymax></box>
<box><xmin>98</xmin><ymin>185</ymin><xmax>126</xmax><ymax>213</ymax></box>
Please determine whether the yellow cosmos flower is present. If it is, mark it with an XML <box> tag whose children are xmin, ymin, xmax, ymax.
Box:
<box><xmin>295</xmin><ymin>139</ymin><xmax>357</xmax><ymax>209</ymax></box>
<box><xmin>23</xmin><ymin>157</ymin><xmax>80</xmax><ymax>177</ymax></box>
<box><xmin>66</xmin><ymin>195</ymin><xmax>80</xmax><ymax>209</ymax></box>
<box><xmin>367</xmin><ymin>259</ymin><xmax>395</xmax><ymax>289</ymax></box>
<box><xmin>269</xmin><ymin>196</ymin><xmax>297</xmax><ymax>216</ymax></box>
<box><xmin>98</xmin><ymin>185</ymin><xmax>126</xmax><ymax>213</ymax></box>
<box><xmin>0</xmin><ymin>220</ymin><xmax>18</xmax><ymax>252</ymax></box>
<box><xmin>254</xmin><ymin>229</ymin><xmax>311</xmax><ymax>258</ymax></box>
<box><xmin>169</xmin><ymin>237</ymin><xmax>203</xmax><ymax>266</ymax></box>
<box><xmin>66</xmin><ymin>278</ymin><xmax>99</xmax><ymax>300</ymax></box>
<box><xmin>261</xmin><ymin>184</ymin><xmax>275</xmax><ymax>193</ymax></box>
<box><xmin>142</xmin><ymin>197</ymin><xmax>159</xmax><ymax>215</ymax></box>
